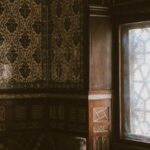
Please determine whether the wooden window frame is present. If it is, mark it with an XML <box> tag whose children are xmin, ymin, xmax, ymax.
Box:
<box><xmin>120</xmin><ymin>21</ymin><xmax>150</xmax><ymax>142</ymax></box>
<box><xmin>112</xmin><ymin>12</ymin><xmax>150</xmax><ymax>150</ymax></box>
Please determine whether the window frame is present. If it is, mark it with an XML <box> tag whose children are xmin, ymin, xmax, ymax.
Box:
<box><xmin>112</xmin><ymin>12</ymin><xmax>150</xmax><ymax>150</ymax></box>
<box><xmin>119</xmin><ymin>21</ymin><xmax>150</xmax><ymax>143</ymax></box>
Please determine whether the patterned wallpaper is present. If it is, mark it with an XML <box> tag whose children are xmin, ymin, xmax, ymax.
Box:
<box><xmin>0</xmin><ymin>0</ymin><xmax>85</xmax><ymax>90</ymax></box>
<box><xmin>0</xmin><ymin>0</ymin><xmax>43</xmax><ymax>89</ymax></box>
<box><xmin>50</xmin><ymin>0</ymin><xmax>84</xmax><ymax>87</ymax></box>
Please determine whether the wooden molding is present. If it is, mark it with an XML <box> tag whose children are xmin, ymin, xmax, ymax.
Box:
<box><xmin>88</xmin><ymin>90</ymin><xmax>112</xmax><ymax>100</ymax></box>
<box><xmin>89</xmin><ymin>6</ymin><xmax>110</xmax><ymax>17</ymax></box>
<box><xmin>88</xmin><ymin>93</ymin><xmax>112</xmax><ymax>100</ymax></box>
<box><xmin>0</xmin><ymin>93</ymin><xmax>88</xmax><ymax>100</ymax></box>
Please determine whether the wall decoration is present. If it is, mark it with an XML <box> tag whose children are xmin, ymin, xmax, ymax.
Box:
<box><xmin>89</xmin><ymin>100</ymin><xmax>111</xmax><ymax>150</ymax></box>
<box><xmin>0</xmin><ymin>0</ymin><xmax>44</xmax><ymax>89</ymax></box>
<box><xmin>93</xmin><ymin>124</ymin><xmax>109</xmax><ymax>133</ymax></box>
<box><xmin>93</xmin><ymin>107</ymin><xmax>109</xmax><ymax>122</ymax></box>
<box><xmin>49</xmin><ymin>0</ymin><xmax>85</xmax><ymax>89</ymax></box>
<box><xmin>94</xmin><ymin>135</ymin><xmax>109</xmax><ymax>150</ymax></box>
<box><xmin>0</xmin><ymin>0</ymin><xmax>87</xmax><ymax>147</ymax></box>
<box><xmin>0</xmin><ymin>0</ymin><xmax>85</xmax><ymax>90</ymax></box>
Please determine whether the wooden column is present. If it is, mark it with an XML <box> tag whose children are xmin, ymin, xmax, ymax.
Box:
<box><xmin>88</xmin><ymin>5</ymin><xmax>112</xmax><ymax>150</ymax></box>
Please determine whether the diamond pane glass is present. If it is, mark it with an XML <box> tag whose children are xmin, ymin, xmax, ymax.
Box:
<box><xmin>129</xmin><ymin>27</ymin><xmax>150</xmax><ymax>137</ymax></box>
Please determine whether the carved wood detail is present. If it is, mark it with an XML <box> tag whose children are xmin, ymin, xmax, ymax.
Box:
<box><xmin>88</xmin><ymin>99</ymin><xmax>111</xmax><ymax>150</ymax></box>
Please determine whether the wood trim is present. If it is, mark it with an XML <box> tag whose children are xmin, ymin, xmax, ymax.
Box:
<box><xmin>0</xmin><ymin>93</ymin><xmax>88</xmax><ymax>100</ymax></box>
<box><xmin>89</xmin><ymin>6</ymin><xmax>110</xmax><ymax>17</ymax></box>
<box><xmin>88</xmin><ymin>93</ymin><xmax>112</xmax><ymax>100</ymax></box>
<box><xmin>89</xmin><ymin>90</ymin><xmax>111</xmax><ymax>94</ymax></box>
<box><xmin>88</xmin><ymin>90</ymin><xmax>112</xmax><ymax>100</ymax></box>
<box><xmin>88</xmin><ymin>99</ymin><xmax>111</xmax><ymax>150</ymax></box>
<box><xmin>111</xmin><ymin>2</ymin><xmax>150</xmax><ymax>150</ymax></box>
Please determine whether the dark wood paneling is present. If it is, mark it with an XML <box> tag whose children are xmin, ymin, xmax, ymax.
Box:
<box><xmin>89</xmin><ymin>16</ymin><xmax>112</xmax><ymax>91</ymax></box>
<box><xmin>0</xmin><ymin>97</ymin><xmax>88</xmax><ymax>148</ymax></box>
<box><xmin>0</xmin><ymin>97</ymin><xmax>87</xmax><ymax>133</ymax></box>
<box><xmin>88</xmin><ymin>6</ymin><xmax>112</xmax><ymax>150</ymax></box>
<box><xmin>88</xmin><ymin>99</ymin><xmax>111</xmax><ymax>150</ymax></box>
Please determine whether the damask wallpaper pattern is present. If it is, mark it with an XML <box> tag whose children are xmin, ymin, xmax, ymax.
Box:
<box><xmin>50</xmin><ymin>0</ymin><xmax>84</xmax><ymax>85</ymax></box>
<box><xmin>0</xmin><ymin>0</ymin><xmax>85</xmax><ymax>89</ymax></box>
<box><xmin>0</xmin><ymin>0</ymin><xmax>43</xmax><ymax>88</ymax></box>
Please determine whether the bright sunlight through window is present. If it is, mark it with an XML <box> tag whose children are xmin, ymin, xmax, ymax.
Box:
<box><xmin>121</xmin><ymin>23</ymin><xmax>150</xmax><ymax>140</ymax></box>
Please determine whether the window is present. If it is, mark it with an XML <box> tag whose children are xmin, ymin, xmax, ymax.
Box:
<box><xmin>120</xmin><ymin>22</ymin><xmax>150</xmax><ymax>142</ymax></box>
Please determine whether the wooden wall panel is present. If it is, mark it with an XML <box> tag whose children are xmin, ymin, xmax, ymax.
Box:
<box><xmin>49</xmin><ymin>0</ymin><xmax>87</xmax><ymax>90</ymax></box>
<box><xmin>111</xmin><ymin>1</ymin><xmax>150</xmax><ymax>150</ymax></box>
<box><xmin>0</xmin><ymin>97</ymin><xmax>87</xmax><ymax>133</ymax></box>
<box><xmin>0</xmin><ymin>97</ymin><xmax>88</xmax><ymax>149</ymax></box>
<box><xmin>88</xmin><ymin>98</ymin><xmax>111</xmax><ymax>150</ymax></box>
<box><xmin>89</xmin><ymin>14</ymin><xmax>112</xmax><ymax>92</ymax></box>
<box><xmin>88</xmin><ymin>5</ymin><xmax>112</xmax><ymax>150</ymax></box>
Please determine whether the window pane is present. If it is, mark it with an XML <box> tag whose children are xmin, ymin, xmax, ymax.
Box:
<box><xmin>122</xmin><ymin>25</ymin><xmax>150</xmax><ymax>139</ymax></box>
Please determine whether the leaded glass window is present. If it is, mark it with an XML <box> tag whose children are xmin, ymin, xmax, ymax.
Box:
<box><xmin>121</xmin><ymin>22</ymin><xmax>150</xmax><ymax>140</ymax></box>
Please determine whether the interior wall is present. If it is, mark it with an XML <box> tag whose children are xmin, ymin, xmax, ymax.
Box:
<box><xmin>0</xmin><ymin>0</ymin><xmax>42</xmax><ymax>89</ymax></box>
<box><xmin>0</xmin><ymin>0</ymin><xmax>138</xmax><ymax>149</ymax></box>
<box><xmin>88</xmin><ymin>0</ymin><xmax>112</xmax><ymax>149</ymax></box>
<box><xmin>0</xmin><ymin>0</ymin><xmax>86</xmax><ymax>90</ymax></box>
<box><xmin>0</xmin><ymin>0</ymin><xmax>87</xmax><ymax>149</ymax></box>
